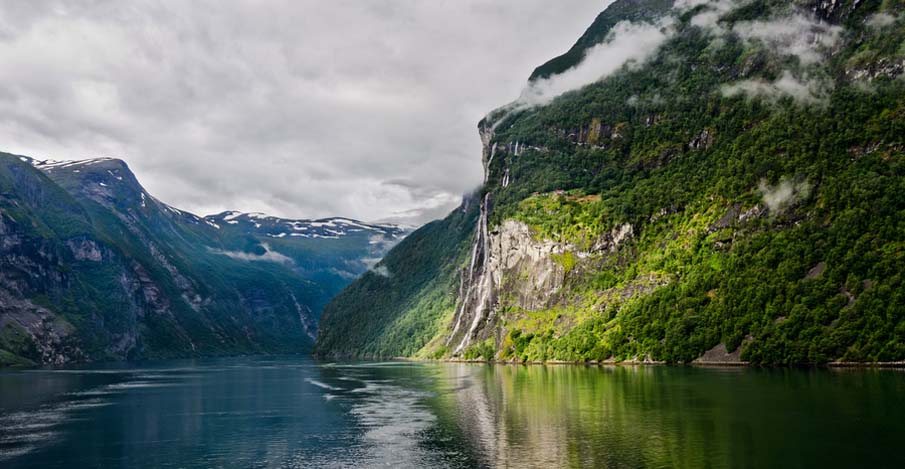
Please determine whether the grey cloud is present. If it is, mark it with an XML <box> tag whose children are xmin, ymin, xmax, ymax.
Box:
<box><xmin>0</xmin><ymin>0</ymin><xmax>608</xmax><ymax>225</ymax></box>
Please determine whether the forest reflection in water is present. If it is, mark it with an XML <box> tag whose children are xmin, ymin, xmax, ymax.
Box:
<box><xmin>2</xmin><ymin>358</ymin><xmax>903</xmax><ymax>468</ymax></box>
<box><xmin>423</xmin><ymin>363</ymin><xmax>905</xmax><ymax>468</ymax></box>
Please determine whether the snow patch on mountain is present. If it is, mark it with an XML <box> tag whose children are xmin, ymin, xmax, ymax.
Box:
<box><xmin>205</xmin><ymin>211</ymin><xmax>409</xmax><ymax>240</ymax></box>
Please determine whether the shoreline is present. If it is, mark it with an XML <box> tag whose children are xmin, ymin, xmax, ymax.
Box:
<box><xmin>393</xmin><ymin>356</ymin><xmax>905</xmax><ymax>369</ymax></box>
<box><xmin>5</xmin><ymin>353</ymin><xmax>905</xmax><ymax>370</ymax></box>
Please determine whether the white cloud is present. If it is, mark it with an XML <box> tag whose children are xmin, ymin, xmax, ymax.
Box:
<box><xmin>733</xmin><ymin>14</ymin><xmax>842</xmax><ymax>65</ymax></box>
<box><xmin>722</xmin><ymin>71</ymin><xmax>832</xmax><ymax>104</ymax></box>
<box><xmin>759</xmin><ymin>177</ymin><xmax>811</xmax><ymax>212</ymax></box>
<box><xmin>675</xmin><ymin>2</ymin><xmax>841</xmax><ymax>106</ymax></box>
<box><xmin>866</xmin><ymin>12</ymin><xmax>897</xmax><ymax>29</ymax></box>
<box><xmin>675</xmin><ymin>0</ymin><xmax>742</xmax><ymax>35</ymax></box>
<box><xmin>209</xmin><ymin>243</ymin><xmax>293</xmax><ymax>264</ymax></box>
<box><xmin>515</xmin><ymin>17</ymin><xmax>675</xmax><ymax>108</ymax></box>
<box><xmin>370</xmin><ymin>265</ymin><xmax>392</xmax><ymax>278</ymax></box>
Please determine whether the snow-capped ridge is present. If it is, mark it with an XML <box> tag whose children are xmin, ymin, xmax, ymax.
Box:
<box><xmin>204</xmin><ymin>211</ymin><xmax>410</xmax><ymax>240</ymax></box>
<box><xmin>30</xmin><ymin>157</ymin><xmax>123</xmax><ymax>171</ymax></box>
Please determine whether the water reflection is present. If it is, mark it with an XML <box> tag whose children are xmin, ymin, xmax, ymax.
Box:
<box><xmin>430</xmin><ymin>364</ymin><xmax>905</xmax><ymax>468</ymax></box>
<box><xmin>1</xmin><ymin>358</ymin><xmax>903</xmax><ymax>468</ymax></box>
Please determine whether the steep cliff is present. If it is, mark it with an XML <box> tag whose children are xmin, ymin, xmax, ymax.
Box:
<box><xmin>316</xmin><ymin>0</ymin><xmax>905</xmax><ymax>365</ymax></box>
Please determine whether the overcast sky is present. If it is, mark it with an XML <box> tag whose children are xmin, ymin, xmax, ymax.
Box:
<box><xmin>0</xmin><ymin>1</ymin><xmax>611</xmax><ymax>225</ymax></box>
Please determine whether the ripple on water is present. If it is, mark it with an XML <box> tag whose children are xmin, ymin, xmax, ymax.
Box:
<box><xmin>0</xmin><ymin>401</ymin><xmax>85</xmax><ymax>461</ymax></box>
<box><xmin>0</xmin><ymin>372</ymin><xmax>183</xmax><ymax>463</ymax></box>
<box><xmin>347</xmin><ymin>381</ymin><xmax>440</xmax><ymax>468</ymax></box>
<box><xmin>304</xmin><ymin>378</ymin><xmax>342</xmax><ymax>391</ymax></box>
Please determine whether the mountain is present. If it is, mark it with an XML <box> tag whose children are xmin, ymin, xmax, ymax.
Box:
<box><xmin>200</xmin><ymin>211</ymin><xmax>407</xmax><ymax>309</ymax></box>
<box><xmin>315</xmin><ymin>0</ymin><xmax>905</xmax><ymax>365</ymax></box>
<box><xmin>0</xmin><ymin>153</ymin><xmax>406</xmax><ymax>366</ymax></box>
<box><xmin>316</xmin><ymin>196</ymin><xmax>479</xmax><ymax>358</ymax></box>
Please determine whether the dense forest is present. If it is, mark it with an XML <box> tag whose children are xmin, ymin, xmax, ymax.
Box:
<box><xmin>316</xmin><ymin>0</ymin><xmax>905</xmax><ymax>365</ymax></box>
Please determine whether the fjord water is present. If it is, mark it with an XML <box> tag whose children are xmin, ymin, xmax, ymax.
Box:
<box><xmin>1</xmin><ymin>358</ymin><xmax>903</xmax><ymax>468</ymax></box>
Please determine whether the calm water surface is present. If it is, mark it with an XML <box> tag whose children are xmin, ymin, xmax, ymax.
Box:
<box><xmin>1</xmin><ymin>356</ymin><xmax>903</xmax><ymax>468</ymax></box>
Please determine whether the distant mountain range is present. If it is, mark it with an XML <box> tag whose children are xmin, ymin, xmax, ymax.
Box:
<box><xmin>0</xmin><ymin>152</ymin><xmax>407</xmax><ymax>366</ymax></box>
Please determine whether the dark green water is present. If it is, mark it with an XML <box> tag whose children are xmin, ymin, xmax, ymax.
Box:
<box><xmin>1</xmin><ymin>357</ymin><xmax>903</xmax><ymax>468</ymax></box>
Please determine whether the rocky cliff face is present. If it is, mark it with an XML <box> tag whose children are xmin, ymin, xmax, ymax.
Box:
<box><xmin>447</xmin><ymin>219</ymin><xmax>568</xmax><ymax>354</ymax></box>
<box><xmin>446</xmin><ymin>152</ymin><xmax>638</xmax><ymax>356</ymax></box>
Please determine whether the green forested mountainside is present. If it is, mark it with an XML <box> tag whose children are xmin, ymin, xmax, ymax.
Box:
<box><xmin>316</xmin><ymin>0</ymin><xmax>905</xmax><ymax>364</ymax></box>
<box><xmin>315</xmin><ymin>198</ymin><xmax>479</xmax><ymax>358</ymax></box>
<box><xmin>0</xmin><ymin>154</ymin><xmax>403</xmax><ymax>366</ymax></box>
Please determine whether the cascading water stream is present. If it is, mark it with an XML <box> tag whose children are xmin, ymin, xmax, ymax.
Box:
<box><xmin>447</xmin><ymin>119</ymin><xmax>500</xmax><ymax>354</ymax></box>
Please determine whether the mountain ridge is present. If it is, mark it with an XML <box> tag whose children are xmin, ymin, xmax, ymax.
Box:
<box><xmin>0</xmin><ymin>152</ymin><xmax>407</xmax><ymax>366</ymax></box>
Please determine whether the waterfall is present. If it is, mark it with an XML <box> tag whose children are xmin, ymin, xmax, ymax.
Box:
<box><xmin>447</xmin><ymin>117</ymin><xmax>506</xmax><ymax>354</ymax></box>
<box><xmin>447</xmin><ymin>192</ymin><xmax>494</xmax><ymax>353</ymax></box>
